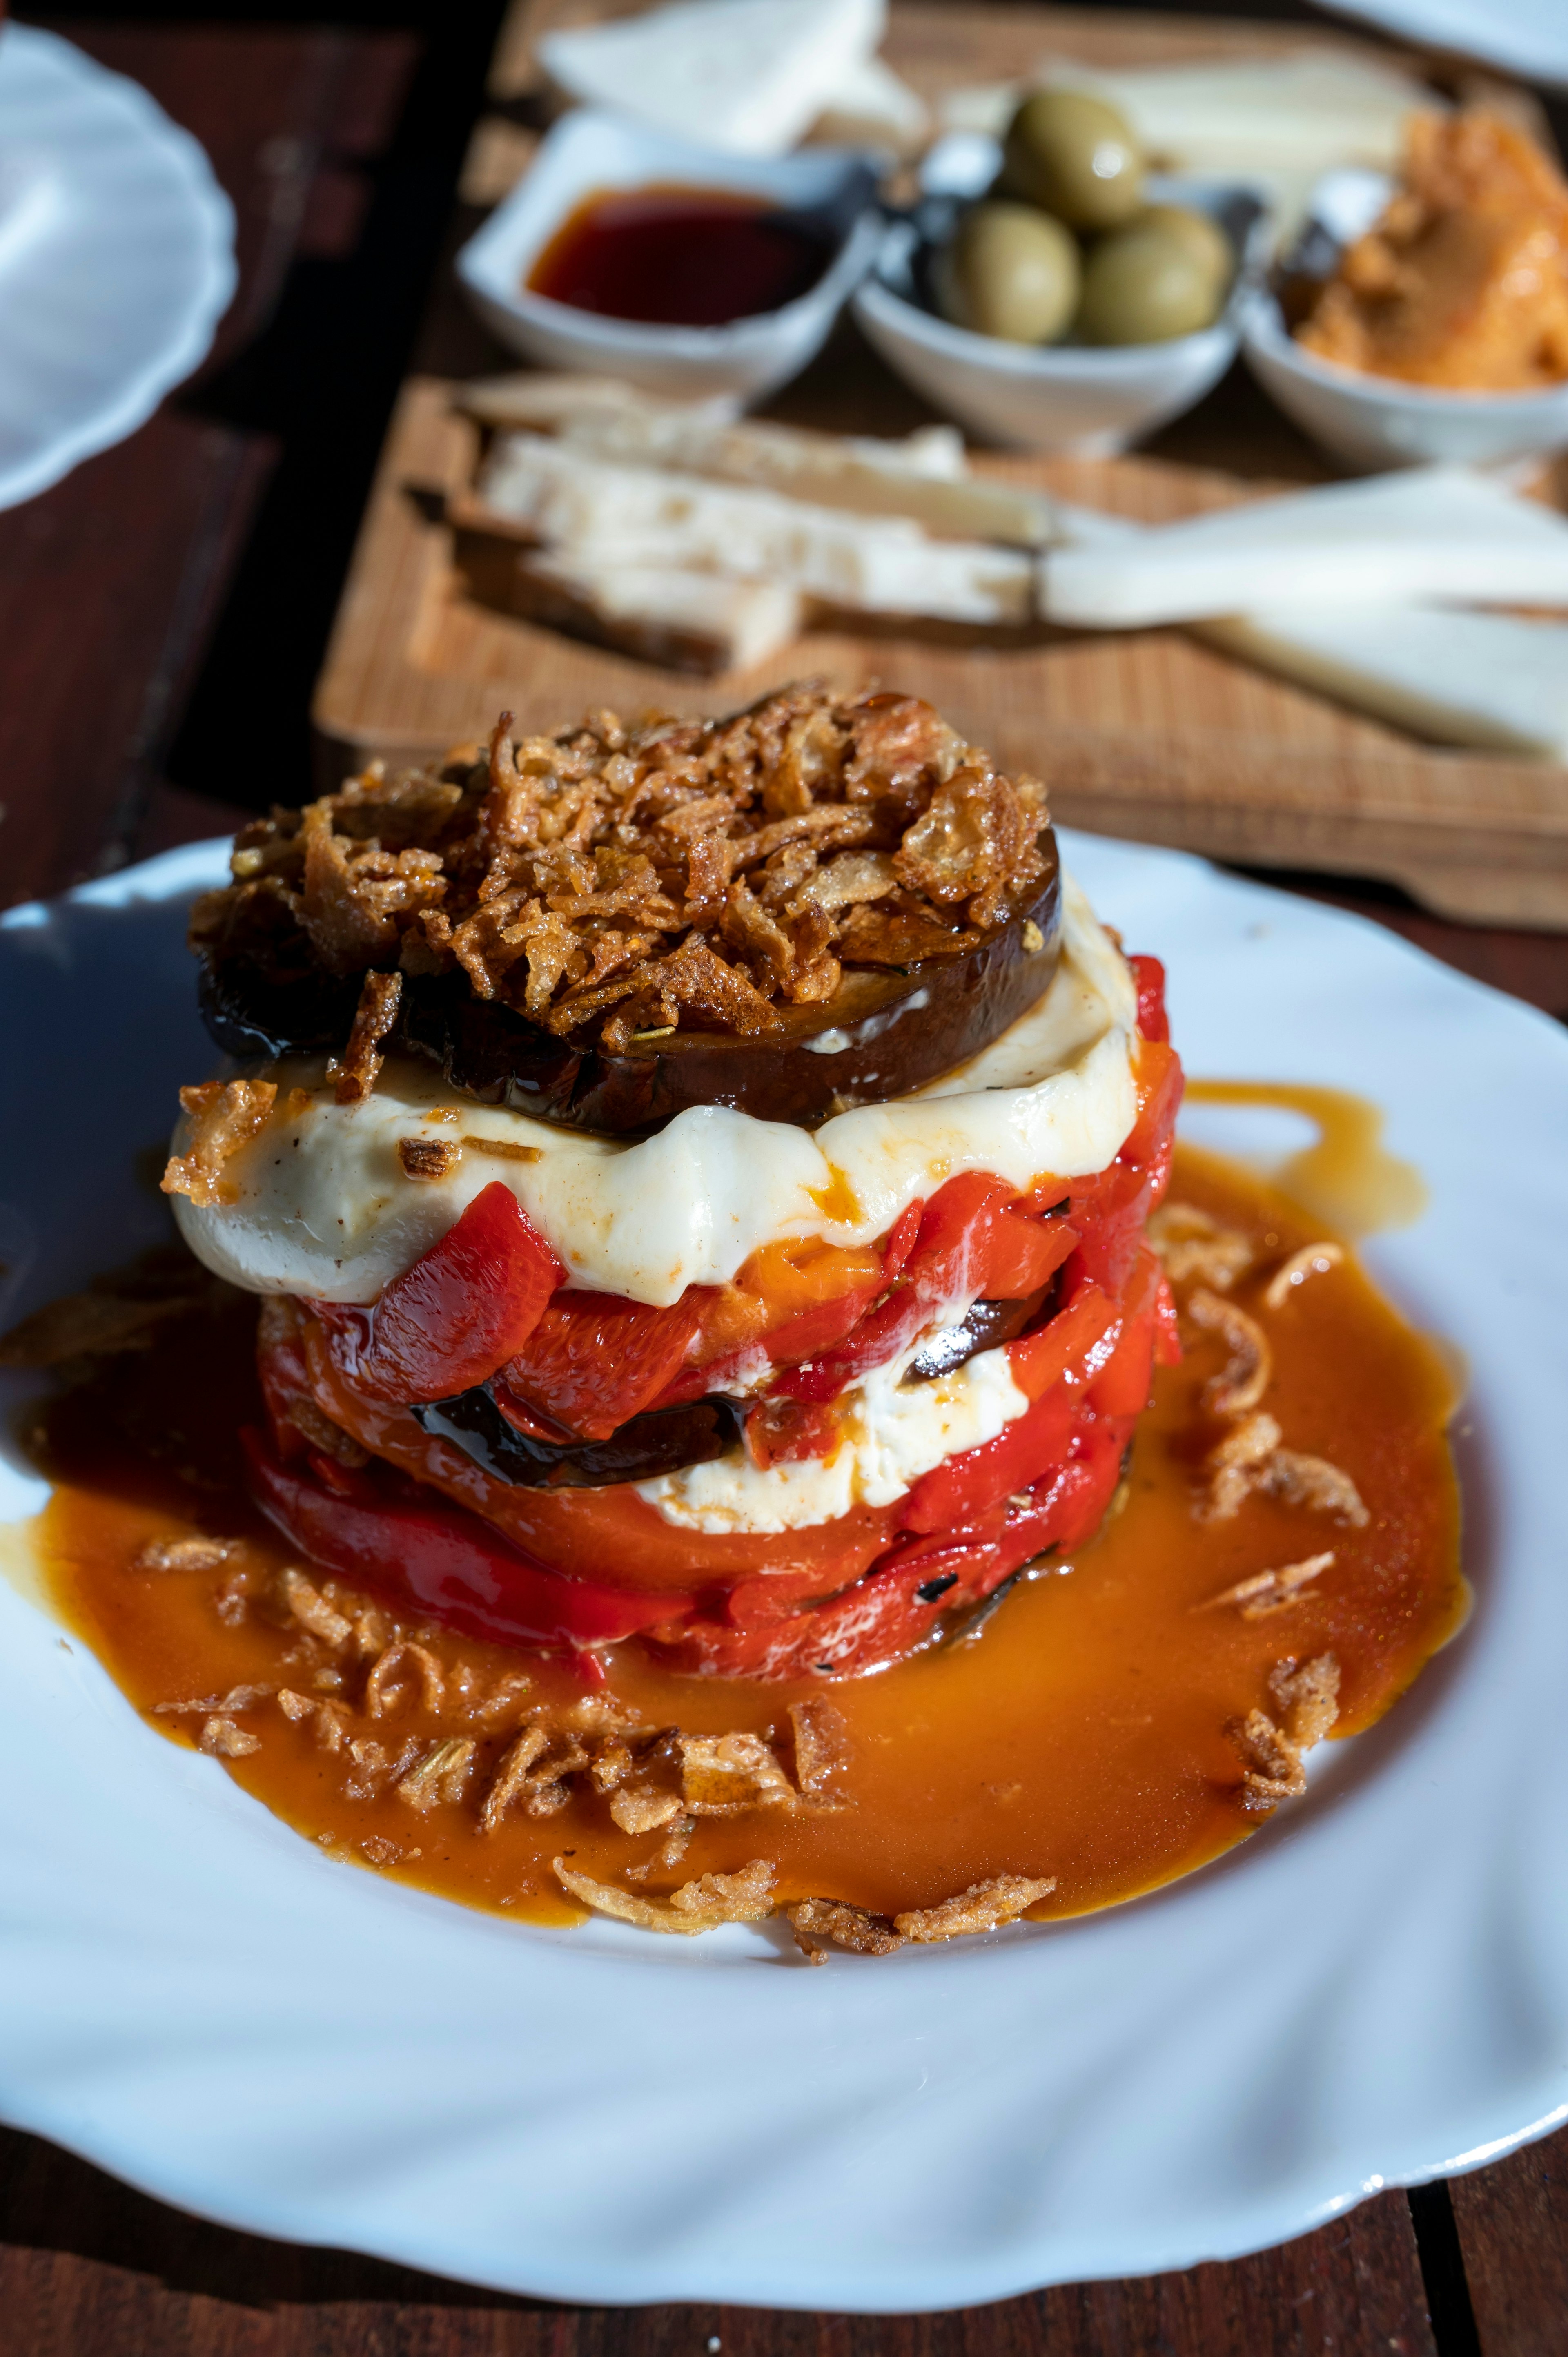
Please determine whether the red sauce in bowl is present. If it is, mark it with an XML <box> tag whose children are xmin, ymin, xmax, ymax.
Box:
<box><xmin>526</xmin><ymin>183</ymin><xmax>836</xmax><ymax>327</ymax></box>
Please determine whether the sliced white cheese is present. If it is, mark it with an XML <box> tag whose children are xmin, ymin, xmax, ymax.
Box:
<box><xmin>476</xmin><ymin>436</ymin><xmax>1037</xmax><ymax>623</ymax></box>
<box><xmin>1042</xmin><ymin>52</ymin><xmax>1428</xmax><ymax>173</ymax></box>
<box><xmin>1040</xmin><ymin>468</ymin><xmax>1568</xmax><ymax>627</ymax></box>
<box><xmin>1202</xmin><ymin>605</ymin><xmax>1568</xmax><ymax>760</ymax></box>
<box><xmin>537</xmin><ymin>0</ymin><xmax>885</xmax><ymax>158</ymax></box>
<box><xmin>550</xmin><ymin>410</ymin><xmax>1058</xmax><ymax>547</ymax></box>
<box><xmin>172</xmin><ymin>876</ymin><xmax>1138</xmax><ymax>1310</ymax></box>
<box><xmin>938</xmin><ymin>49</ymin><xmax>1426</xmax><ymax>150</ymax></box>
<box><xmin>460</xmin><ymin>382</ymin><xmax>1058</xmax><ymax>546</ymax></box>
<box><xmin>638</xmin><ymin>1334</ymin><xmax>1028</xmax><ymax>1532</ymax></box>
<box><xmin>508</xmin><ymin>548</ymin><xmax>802</xmax><ymax>674</ymax></box>
<box><xmin>1050</xmin><ymin>494</ymin><xmax>1568</xmax><ymax>759</ymax></box>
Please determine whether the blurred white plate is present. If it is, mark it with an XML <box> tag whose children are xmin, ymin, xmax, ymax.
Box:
<box><xmin>0</xmin><ymin>25</ymin><xmax>236</xmax><ymax>511</ymax></box>
<box><xmin>2</xmin><ymin>835</ymin><xmax>1567</xmax><ymax>2307</ymax></box>
<box><xmin>1316</xmin><ymin>0</ymin><xmax>1568</xmax><ymax>91</ymax></box>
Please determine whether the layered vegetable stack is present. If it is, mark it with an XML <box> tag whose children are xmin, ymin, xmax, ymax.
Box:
<box><xmin>167</xmin><ymin>686</ymin><xmax>1182</xmax><ymax>1681</ymax></box>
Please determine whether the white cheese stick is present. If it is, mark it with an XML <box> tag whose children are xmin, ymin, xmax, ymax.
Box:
<box><xmin>1201</xmin><ymin>606</ymin><xmax>1568</xmax><ymax>760</ymax></box>
<box><xmin>461</xmin><ymin>379</ymin><xmax>1058</xmax><ymax>546</ymax></box>
<box><xmin>552</xmin><ymin>413</ymin><xmax>1057</xmax><ymax>549</ymax></box>
<box><xmin>537</xmin><ymin>0</ymin><xmax>885</xmax><ymax>158</ymax></box>
<box><xmin>1041</xmin><ymin>53</ymin><xmax>1427</xmax><ymax>172</ymax></box>
<box><xmin>502</xmin><ymin>548</ymin><xmax>802</xmax><ymax>676</ymax></box>
<box><xmin>475</xmin><ymin>437</ymin><xmax>1037</xmax><ymax>624</ymax></box>
<box><xmin>1050</xmin><ymin>498</ymin><xmax>1568</xmax><ymax>759</ymax></box>
<box><xmin>1039</xmin><ymin>468</ymin><xmax>1568</xmax><ymax>627</ymax></box>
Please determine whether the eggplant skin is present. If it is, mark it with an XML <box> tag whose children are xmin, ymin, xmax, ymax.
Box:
<box><xmin>906</xmin><ymin>1282</ymin><xmax>1056</xmax><ymax>1378</ymax></box>
<box><xmin>412</xmin><ymin>1385</ymin><xmax>746</xmax><ymax>1490</ymax></box>
<box><xmin>410</xmin><ymin>1285</ymin><xmax>1058</xmax><ymax>1494</ymax></box>
<box><xmin>198</xmin><ymin>858</ymin><xmax>1061</xmax><ymax>1137</ymax></box>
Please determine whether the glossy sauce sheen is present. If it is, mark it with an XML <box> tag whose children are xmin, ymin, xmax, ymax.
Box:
<box><xmin>526</xmin><ymin>185</ymin><xmax>835</xmax><ymax>326</ymax></box>
<box><xmin>33</xmin><ymin>1144</ymin><xmax>1463</xmax><ymax>1932</ymax></box>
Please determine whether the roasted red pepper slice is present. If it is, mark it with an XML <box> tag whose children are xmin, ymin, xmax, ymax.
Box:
<box><xmin>1007</xmin><ymin>1278</ymin><xmax>1120</xmax><ymax>1403</ymax></box>
<box><xmin>501</xmin><ymin>1288</ymin><xmax>709</xmax><ymax>1441</ymax></box>
<box><xmin>344</xmin><ymin>1182</ymin><xmax>564</xmax><ymax>1404</ymax></box>
<box><xmin>244</xmin><ymin>1429</ymin><xmax>694</xmax><ymax>1653</ymax></box>
<box><xmin>776</xmin><ymin>1175</ymin><xmax>1078</xmax><ymax>1402</ymax></box>
<box><xmin>1128</xmin><ymin>952</ymin><xmax>1169</xmax><ymax>1044</ymax></box>
<box><xmin>899</xmin><ymin>1379</ymin><xmax>1078</xmax><ymax>1534</ymax></box>
<box><xmin>745</xmin><ymin>1395</ymin><xmax>839</xmax><ymax>1471</ymax></box>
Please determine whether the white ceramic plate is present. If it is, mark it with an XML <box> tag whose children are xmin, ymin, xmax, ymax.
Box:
<box><xmin>1318</xmin><ymin>0</ymin><xmax>1568</xmax><ymax>91</ymax></box>
<box><xmin>0</xmin><ymin>26</ymin><xmax>236</xmax><ymax>511</ymax></box>
<box><xmin>2</xmin><ymin>833</ymin><xmax>1567</xmax><ymax>2309</ymax></box>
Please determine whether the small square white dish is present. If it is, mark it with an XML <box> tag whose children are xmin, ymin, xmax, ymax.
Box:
<box><xmin>1241</xmin><ymin>167</ymin><xmax>1568</xmax><ymax>472</ymax></box>
<box><xmin>0</xmin><ymin>25</ymin><xmax>236</xmax><ymax>510</ymax></box>
<box><xmin>851</xmin><ymin>137</ymin><xmax>1269</xmax><ymax>455</ymax></box>
<box><xmin>455</xmin><ymin>108</ymin><xmax>880</xmax><ymax>408</ymax></box>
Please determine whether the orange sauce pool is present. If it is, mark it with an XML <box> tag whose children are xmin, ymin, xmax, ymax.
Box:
<box><xmin>22</xmin><ymin>1139</ymin><xmax>1464</xmax><ymax>1935</ymax></box>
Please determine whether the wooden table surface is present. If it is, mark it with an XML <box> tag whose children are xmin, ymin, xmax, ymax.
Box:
<box><xmin>2</xmin><ymin>10</ymin><xmax>1567</xmax><ymax>2355</ymax></box>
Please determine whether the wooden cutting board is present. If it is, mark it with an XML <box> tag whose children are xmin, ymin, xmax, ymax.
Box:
<box><xmin>312</xmin><ymin>4</ymin><xmax>1568</xmax><ymax>930</ymax></box>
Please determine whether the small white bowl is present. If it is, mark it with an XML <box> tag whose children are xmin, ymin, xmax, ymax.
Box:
<box><xmin>455</xmin><ymin>109</ymin><xmax>880</xmax><ymax>408</ymax></box>
<box><xmin>850</xmin><ymin>139</ymin><xmax>1268</xmax><ymax>456</ymax></box>
<box><xmin>1243</xmin><ymin>296</ymin><xmax>1568</xmax><ymax>476</ymax></box>
<box><xmin>1241</xmin><ymin>165</ymin><xmax>1568</xmax><ymax>473</ymax></box>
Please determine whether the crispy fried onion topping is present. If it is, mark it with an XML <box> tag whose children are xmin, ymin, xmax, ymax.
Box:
<box><xmin>1187</xmin><ymin>1287</ymin><xmax>1272</xmax><ymax>1416</ymax></box>
<box><xmin>131</xmin><ymin>1535</ymin><xmax>238</xmax><ymax>1574</ymax></box>
<box><xmin>191</xmin><ymin>685</ymin><xmax>1050</xmax><ymax>1048</ymax></box>
<box><xmin>1199</xmin><ymin>1412</ymin><xmax>1369</xmax><ymax>1527</ymax></box>
<box><xmin>199</xmin><ymin>1714</ymin><xmax>261</xmax><ymax>1759</ymax></box>
<box><xmin>1147</xmin><ymin>1203</ymin><xmax>1253</xmax><ymax>1292</ymax></box>
<box><xmin>396</xmin><ymin>1736</ymin><xmax>476</xmax><ymax>1812</ymax></box>
<box><xmin>1263</xmin><ymin>1242</ymin><xmax>1345</xmax><ymax>1311</ymax></box>
<box><xmin>678</xmin><ymin>1730</ymin><xmax>795</xmax><ymax>1816</ymax></box>
<box><xmin>398</xmin><ymin>1135</ymin><xmax>462</xmax><ymax>1180</ymax></box>
<box><xmin>279</xmin><ymin>1566</ymin><xmax>355</xmax><ymax>1650</ymax></box>
<box><xmin>1229</xmin><ymin>1653</ymin><xmax>1341</xmax><ymax>1812</ymax></box>
<box><xmin>330</xmin><ymin>970</ymin><xmax>403</xmax><ymax>1106</ymax></box>
<box><xmin>789</xmin><ymin>1698</ymin><xmax>852</xmax><ymax>1796</ymax></box>
<box><xmin>1202</xmin><ymin>1552</ymin><xmax>1336</xmax><ymax>1619</ymax></box>
<box><xmin>785</xmin><ymin>1897</ymin><xmax>906</xmax><ymax>1962</ymax></box>
<box><xmin>553</xmin><ymin>1855</ymin><xmax>779</xmax><ymax>1936</ymax></box>
<box><xmin>160</xmin><ymin>1080</ymin><xmax>277</xmax><ymax>1208</ymax></box>
<box><xmin>893</xmin><ymin>1874</ymin><xmax>1057</xmax><ymax>1942</ymax></box>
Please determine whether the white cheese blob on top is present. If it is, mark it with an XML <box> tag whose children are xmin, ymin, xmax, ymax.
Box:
<box><xmin>172</xmin><ymin>872</ymin><xmax>1138</xmax><ymax>1309</ymax></box>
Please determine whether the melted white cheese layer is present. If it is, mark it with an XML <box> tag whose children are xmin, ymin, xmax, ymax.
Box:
<box><xmin>172</xmin><ymin>873</ymin><xmax>1138</xmax><ymax>1309</ymax></box>
<box><xmin>637</xmin><ymin>1335</ymin><xmax>1028</xmax><ymax>1533</ymax></box>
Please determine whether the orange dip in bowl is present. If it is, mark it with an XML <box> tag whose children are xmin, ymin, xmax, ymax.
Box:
<box><xmin>1297</xmin><ymin>111</ymin><xmax>1568</xmax><ymax>391</ymax></box>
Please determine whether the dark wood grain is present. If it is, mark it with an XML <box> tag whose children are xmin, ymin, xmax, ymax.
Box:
<box><xmin>0</xmin><ymin>19</ymin><xmax>415</xmax><ymax>913</ymax></box>
<box><xmin>1448</xmin><ymin>2124</ymin><xmax>1568</xmax><ymax>2357</ymax></box>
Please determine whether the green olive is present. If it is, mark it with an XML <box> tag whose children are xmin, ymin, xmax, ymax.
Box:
<box><xmin>1135</xmin><ymin>204</ymin><xmax>1233</xmax><ymax>294</ymax></box>
<box><xmin>1075</xmin><ymin>219</ymin><xmax>1226</xmax><ymax>345</ymax></box>
<box><xmin>933</xmin><ymin>202</ymin><xmax>1081</xmax><ymax>346</ymax></box>
<box><xmin>1000</xmin><ymin>89</ymin><xmax>1144</xmax><ymax>232</ymax></box>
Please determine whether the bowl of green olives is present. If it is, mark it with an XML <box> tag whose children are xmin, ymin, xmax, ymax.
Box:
<box><xmin>853</xmin><ymin>93</ymin><xmax>1268</xmax><ymax>453</ymax></box>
